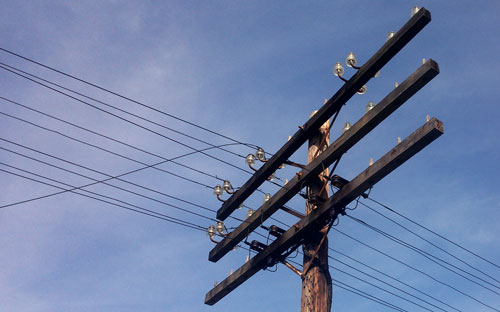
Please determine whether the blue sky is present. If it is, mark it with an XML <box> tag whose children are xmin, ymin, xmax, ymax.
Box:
<box><xmin>1</xmin><ymin>1</ymin><xmax>499</xmax><ymax>311</ymax></box>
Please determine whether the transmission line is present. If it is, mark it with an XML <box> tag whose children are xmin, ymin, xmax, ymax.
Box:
<box><xmin>0</xmin><ymin>155</ymin><xmax>218</xmax><ymax>223</ymax></box>
<box><xmin>0</xmin><ymin>96</ymin><xmax>226</xmax><ymax>184</ymax></box>
<box><xmin>0</xmin><ymin>167</ymin><xmax>207</xmax><ymax>231</ymax></box>
<box><xmin>0</xmin><ymin>141</ymin><xmax>243</xmax><ymax>210</ymax></box>
<box><xmin>285</xmin><ymin>258</ymin><xmax>408</xmax><ymax>312</ymax></box>
<box><xmin>332</xmin><ymin>265</ymin><xmax>438</xmax><ymax>312</ymax></box>
<box><xmin>329</xmin><ymin>247</ymin><xmax>462</xmax><ymax>312</ymax></box>
<box><xmin>0</xmin><ymin>141</ymin><xmax>280</xmax><ymax>242</ymax></box>
<box><xmin>332</xmin><ymin>228</ymin><xmax>500</xmax><ymax>312</ymax></box>
<box><xmin>0</xmin><ymin>62</ymin><xmax>250</xmax><ymax>160</ymax></box>
<box><xmin>0</xmin><ymin>63</ymin><xmax>301</xmax><ymax>190</ymax></box>
<box><xmin>358</xmin><ymin>199</ymin><xmax>500</xmax><ymax>285</ymax></box>
<box><xmin>0</xmin><ymin>64</ymin><xmax>253</xmax><ymax>175</ymax></box>
<box><xmin>367</xmin><ymin>196</ymin><xmax>500</xmax><ymax>271</ymax></box>
<box><xmin>0</xmin><ymin>113</ymin><xmax>215</xmax><ymax>189</ymax></box>
<box><xmin>331</xmin><ymin>256</ymin><xmax>450</xmax><ymax>312</ymax></box>
<box><xmin>346</xmin><ymin>214</ymin><xmax>500</xmax><ymax>295</ymax></box>
<box><xmin>0</xmin><ymin>47</ymin><xmax>259</xmax><ymax>150</ymax></box>
<box><xmin>332</xmin><ymin>279</ymin><xmax>407</xmax><ymax>312</ymax></box>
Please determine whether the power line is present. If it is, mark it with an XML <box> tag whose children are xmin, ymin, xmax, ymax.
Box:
<box><xmin>0</xmin><ymin>47</ymin><xmax>259</xmax><ymax>151</ymax></box>
<box><xmin>5</xmin><ymin>143</ymin><xmax>472</xmax><ymax>308</ymax></box>
<box><xmin>332</xmin><ymin>279</ymin><xmax>407</xmax><ymax>312</ymax></box>
<box><xmin>7</xmin><ymin>122</ymin><xmax>482</xmax><ymax>312</ymax></box>
<box><xmin>329</xmin><ymin>247</ymin><xmax>462</xmax><ymax>312</ymax></box>
<box><xmin>0</xmin><ymin>95</ymin><xmax>225</xmax><ymax>184</ymax></box>
<box><xmin>0</xmin><ymin>140</ymin><xmax>279</xmax><ymax>241</ymax></box>
<box><xmin>2</xmin><ymin>85</ymin><xmax>476</xmax><ymax>310</ymax></box>
<box><xmin>346</xmin><ymin>214</ymin><xmax>500</xmax><ymax>295</ymax></box>
<box><xmin>332</xmin><ymin>265</ymin><xmax>438</xmax><ymax>312</ymax></box>
<box><xmin>285</xmin><ymin>258</ymin><xmax>408</xmax><ymax>312</ymax></box>
<box><xmin>0</xmin><ymin>143</ymin><xmax>277</xmax><ymax>236</ymax></box>
<box><xmin>0</xmin><ymin>102</ymin><xmax>298</xmax><ymax>226</ymax></box>
<box><xmin>367</xmin><ymin>196</ymin><xmax>500</xmax><ymax>271</ymax></box>
<box><xmin>1</xmin><ymin>162</ymin><xmax>216</xmax><ymax>226</ymax></box>
<box><xmin>358</xmin><ymin>199</ymin><xmax>500</xmax><ymax>286</ymax></box>
<box><xmin>1</xmin><ymin>163</ymin><xmax>276</xmax><ymax>252</ymax></box>
<box><xmin>0</xmin><ymin>113</ymin><xmax>214</xmax><ymax>189</ymax></box>
<box><xmin>0</xmin><ymin>64</ymin><xmax>311</xmax><ymax>191</ymax></box>
<box><xmin>0</xmin><ymin>104</ymin><xmax>289</xmax><ymax>216</ymax></box>
<box><xmin>2</xmin><ymin>155</ymin><xmax>473</xmax><ymax>312</ymax></box>
<box><xmin>0</xmin><ymin>62</ymin><xmax>251</xmax><ymax>161</ymax></box>
<box><xmin>0</xmin><ymin>166</ymin><xmax>207</xmax><ymax>231</ymax></box>
<box><xmin>0</xmin><ymin>141</ymin><xmax>243</xmax><ymax>210</ymax></box>
<box><xmin>330</xmin><ymin>255</ymin><xmax>450</xmax><ymax>312</ymax></box>
<box><xmin>332</xmin><ymin>228</ymin><xmax>500</xmax><ymax>312</ymax></box>
<box><xmin>0</xmin><ymin>64</ymin><xmax>254</xmax><ymax>175</ymax></box>
<box><xmin>294</xmin><ymin>248</ymin><xmax>447</xmax><ymax>311</ymax></box>
<box><xmin>0</xmin><ymin>155</ymin><xmax>218</xmax><ymax>223</ymax></box>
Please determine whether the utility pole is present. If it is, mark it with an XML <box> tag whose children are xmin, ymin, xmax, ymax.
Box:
<box><xmin>204</xmin><ymin>7</ymin><xmax>441</xmax><ymax>311</ymax></box>
<box><xmin>301</xmin><ymin>111</ymin><xmax>331</xmax><ymax>311</ymax></box>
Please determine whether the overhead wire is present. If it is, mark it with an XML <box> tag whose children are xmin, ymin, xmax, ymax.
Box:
<box><xmin>329</xmin><ymin>247</ymin><xmax>462</xmax><ymax>312</ymax></box>
<box><xmin>0</xmin><ymin>64</ymin><xmax>254</xmax><ymax>175</ymax></box>
<box><xmin>346</xmin><ymin>214</ymin><xmax>500</xmax><ymax>295</ymax></box>
<box><xmin>0</xmin><ymin>113</ymin><xmax>214</xmax><ymax>189</ymax></box>
<box><xmin>0</xmin><ymin>95</ymin><xmax>227</xmax><ymax>183</ymax></box>
<box><xmin>0</xmin><ymin>64</ymin><xmax>289</xmax><ymax>192</ymax></box>
<box><xmin>0</xmin><ymin>152</ymin><xmax>219</xmax><ymax>223</ymax></box>
<box><xmin>1</xmin><ymin>100</ymin><xmax>291</xmax><ymax>227</ymax></box>
<box><xmin>331</xmin><ymin>264</ymin><xmax>438</xmax><ymax>312</ymax></box>
<box><xmin>0</xmin><ymin>141</ymin><xmax>243</xmax><ymax>210</ymax></box>
<box><xmin>358</xmin><ymin>199</ymin><xmax>500</xmax><ymax>286</ymax></box>
<box><xmin>0</xmin><ymin>98</ymin><xmax>298</xmax><ymax>228</ymax></box>
<box><xmin>367</xmin><ymin>196</ymin><xmax>500</xmax><ymax>271</ymax></box>
<box><xmin>285</xmin><ymin>258</ymin><xmax>408</xmax><ymax>312</ymax></box>
<box><xmin>331</xmin><ymin>228</ymin><xmax>500</xmax><ymax>312</ymax></box>
<box><xmin>1</xmin><ymin>162</ymin><xmax>217</xmax><ymax>225</ymax></box>
<box><xmin>6</xmin><ymin>47</ymin><xmax>488</xmax><ymax>312</ymax></box>
<box><xmin>0</xmin><ymin>167</ymin><xmax>206</xmax><ymax>231</ymax></box>
<box><xmin>0</xmin><ymin>48</ymin><xmax>361</xmax><ymax>208</ymax></box>
<box><xmin>331</xmin><ymin>255</ymin><xmax>451</xmax><ymax>312</ymax></box>
<box><xmin>0</xmin><ymin>62</ymin><xmax>250</xmax><ymax>161</ymax></box>
<box><xmin>0</xmin><ymin>58</ymin><xmax>341</xmax><ymax>191</ymax></box>
<box><xmin>332</xmin><ymin>279</ymin><xmax>407</xmax><ymax>312</ymax></box>
<box><xmin>0</xmin><ymin>140</ymin><xmax>276</xmax><ymax>241</ymax></box>
<box><xmin>0</xmin><ymin>161</ymin><xmax>271</xmax><ymax>243</ymax></box>
<box><xmin>0</xmin><ymin>60</ymin><xmax>338</xmax><ymax>207</ymax></box>
<box><xmin>3</xmin><ymin>141</ymin><xmax>486</xmax><ymax>311</ymax></box>
<box><xmin>0</xmin><ymin>162</ymin><xmax>272</xmax><ymax>248</ymax></box>
<box><xmin>2</xmin><ymin>165</ymin><xmax>418</xmax><ymax>312</ymax></box>
<box><xmin>0</xmin><ymin>47</ymin><xmax>259</xmax><ymax>151</ymax></box>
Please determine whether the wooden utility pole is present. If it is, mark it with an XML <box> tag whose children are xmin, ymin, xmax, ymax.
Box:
<box><xmin>204</xmin><ymin>8</ymin><xmax>440</xmax><ymax>310</ymax></box>
<box><xmin>205</xmin><ymin>118</ymin><xmax>443</xmax><ymax>306</ymax></box>
<box><xmin>301</xmin><ymin>111</ymin><xmax>332</xmax><ymax>311</ymax></box>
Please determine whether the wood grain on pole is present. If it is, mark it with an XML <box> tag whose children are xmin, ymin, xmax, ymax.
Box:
<box><xmin>301</xmin><ymin>112</ymin><xmax>331</xmax><ymax>312</ymax></box>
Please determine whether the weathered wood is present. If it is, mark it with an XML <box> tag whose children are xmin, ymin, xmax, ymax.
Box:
<box><xmin>209</xmin><ymin>59</ymin><xmax>439</xmax><ymax>263</ymax></box>
<box><xmin>205</xmin><ymin>118</ymin><xmax>443</xmax><ymax>305</ymax></box>
<box><xmin>215</xmin><ymin>7</ymin><xmax>432</xmax><ymax>221</ymax></box>
<box><xmin>301</xmin><ymin>113</ymin><xmax>331</xmax><ymax>312</ymax></box>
